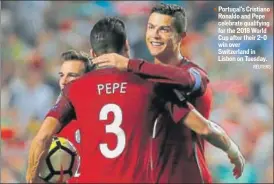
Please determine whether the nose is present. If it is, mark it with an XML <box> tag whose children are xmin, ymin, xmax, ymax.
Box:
<box><xmin>147</xmin><ymin>26</ymin><xmax>161</xmax><ymax>40</ymax></box>
<box><xmin>60</xmin><ymin>76</ymin><xmax>68</xmax><ymax>89</ymax></box>
<box><xmin>152</xmin><ymin>28</ymin><xmax>161</xmax><ymax>39</ymax></box>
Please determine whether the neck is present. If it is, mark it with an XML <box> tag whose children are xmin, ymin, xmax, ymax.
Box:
<box><xmin>154</xmin><ymin>53</ymin><xmax>181</xmax><ymax>66</ymax></box>
<box><xmin>96</xmin><ymin>65</ymin><xmax>114</xmax><ymax>70</ymax></box>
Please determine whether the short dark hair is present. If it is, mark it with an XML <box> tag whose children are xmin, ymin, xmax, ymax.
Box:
<box><xmin>90</xmin><ymin>17</ymin><xmax>126</xmax><ymax>56</ymax></box>
<box><xmin>151</xmin><ymin>3</ymin><xmax>187</xmax><ymax>34</ymax></box>
<box><xmin>61</xmin><ymin>50</ymin><xmax>95</xmax><ymax>73</ymax></box>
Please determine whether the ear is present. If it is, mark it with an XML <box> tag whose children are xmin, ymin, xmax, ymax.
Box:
<box><xmin>90</xmin><ymin>49</ymin><xmax>97</xmax><ymax>58</ymax></box>
<box><xmin>178</xmin><ymin>39</ymin><xmax>183</xmax><ymax>58</ymax></box>
<box><xmin>181</xmin><ymin>32</ymin><xmax>186</xmax><ymax>40</ymax></box>
<box><xmin>125</xmin><ymin>40</ymin><xmax>130</xmax><ymax>52</ymax></box>
<box><xmin>123</xmin><ymin>40</ymin><xmax>130</xmax><ymax>58</ymax></box>
<box><xmin>176</xmin><ymin>32</ymin><xmax>186</xmax><ymax>43</ymax></box>
<box><xmin>176</xmin><ymin>32</ymin><xmax>185</xmax><ymax>51</ymax></box>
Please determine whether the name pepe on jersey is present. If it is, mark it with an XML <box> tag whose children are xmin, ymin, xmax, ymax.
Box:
<box><xmin>97</xmin><ymin>82</ymin><xmax>127</xmax><ymax>95</ymax></box>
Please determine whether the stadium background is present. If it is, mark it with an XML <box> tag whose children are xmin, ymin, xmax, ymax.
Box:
<box><xmin>1</xmin><ymin>1</ymin><xmax>273</xmax><ymax>183</ymax></box>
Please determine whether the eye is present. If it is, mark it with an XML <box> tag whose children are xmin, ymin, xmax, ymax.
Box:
<box><xmin>160</xmin><ymin>27</ymin><xmax>170</xmax><ymax>33</ymax></box>
<box><xmin>147</xmin><ymin>24</ymin><xmax>154</xmax><ymax>29</ymax></box>
<box><xmin>68</xmin><ymin>73</ymin><xmax>80</xmax><ymax>78</ymax></box>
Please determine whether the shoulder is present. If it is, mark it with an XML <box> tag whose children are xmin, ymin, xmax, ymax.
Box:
<box><xmin>180</xmin><ymin>57</ymin><xmax>208</xmax><ymax>75</ymax></box>
<box><xmin>64</xmin><ymin>72</ymin><xmax>95</xmax><ymax>92</ymax></box>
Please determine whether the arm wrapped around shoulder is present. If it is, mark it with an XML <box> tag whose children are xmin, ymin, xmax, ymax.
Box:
<box><xmin>128</xmin><ymin>59</ymin><xmax>209</xmax><ymax>96</ymax></box>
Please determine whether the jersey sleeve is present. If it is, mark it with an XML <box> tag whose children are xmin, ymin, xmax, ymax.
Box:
<box><xmin>153</xmin><ymin>80</ymin><xmax>195</xmax><ymax>124</ymax></box>
<box><xmin>45</xmin><ymin>88</ymin><xmax>76</xmax><ymax>129</ymax></box>
<box><xmin>128</xmin><ymin>59</ymin><xmax>209</xmax><ymax>96</ymax></box>
<box><xmin>165</xmin><ymin>101</ymin><xmax>195</xmax><ymax>124</ymax></box>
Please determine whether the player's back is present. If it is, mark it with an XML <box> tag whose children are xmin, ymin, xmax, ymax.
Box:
<box><xmin>66</xmin><ymin>68</ymin><xmax>161</xmax><ymax>183</ymax></box>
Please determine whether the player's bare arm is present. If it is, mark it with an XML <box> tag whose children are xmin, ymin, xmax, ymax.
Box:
<box><xmin>26</xmin><ymin>117</ymin><xmax>61</xmax><ymax>183</ymax></box>
<box><xmin>182</xmin><ymin>103</ymin><xmax>245</xmax><ymax>179</ymax></box>
<box><xmin>92</xmin><ymin>53</ymin><xmax>207</xmax><ymax>94</ymax></box>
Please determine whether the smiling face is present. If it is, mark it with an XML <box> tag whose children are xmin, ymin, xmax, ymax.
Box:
<box><xmin>146</xmin><ymin>12</ymin><xmax>181</xmax><ymax>59</ymax></box>
<box><xmin>58</xmin><ymin>60</ymin><xmax>85</xmax><ymax>89</ymax></box>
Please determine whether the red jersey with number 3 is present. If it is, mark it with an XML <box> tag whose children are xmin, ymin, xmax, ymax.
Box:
<box><xmin>46</xmin><ymin>68</ymin><xmax>190</xmax><ymax>183</ymax></box>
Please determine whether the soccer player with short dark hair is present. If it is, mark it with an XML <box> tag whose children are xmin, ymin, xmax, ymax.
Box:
<box><xmin>146</xmin><ymin>4</ymin><xmax>214</xmax><ymax>183</ymax></box>
<box><xmin>56</xmin><ymin>50</ymin><xmax>95</xmax><ymax>183</ymax></box>
<box><xmin>92</xmin><ymin>3</ymin><xmax>245</xmax><ymax>183</ymax></box>
<box><xmin>89</xmin><ymin>18</ymin><xmax>128</xmax><ymax>56</ymax></box>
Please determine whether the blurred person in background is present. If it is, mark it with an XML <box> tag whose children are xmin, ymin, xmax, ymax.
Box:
<box><xmin>12</xmin><ymin>1</ymin><xmax>50</xmax><ymax>47</ymax></box>
<box><xmin>2</xmin><ymin>32</ymin><xmax>32</xmax><ymax>63</ymax></box>
<box><xmin>8</xmin><ymin>55</ymin><xmax>55</xmax><ymax>139</ymax></box>
<box><xmin>1</xmin><ymin>61</ymin><xmax>16</xmax><ymax>112</ymax></box>
<box><xmin>247</xmin><ymin>103</ymin><xmax>273</xmax><ymax>182</ymax></box>
<box><xmin>1</xmin><ymin>61</ymin><xmax>18</xmax><ymax>131</ymax></box>
<box><xmin>1</xmin><ymin>55</ymin><xmax>55</xmax><ymax>183</ymax></box>
<box><xmin>209</xmin><ymin>102</ymin><xmax>273</xmax><ymax>183</ymax></box>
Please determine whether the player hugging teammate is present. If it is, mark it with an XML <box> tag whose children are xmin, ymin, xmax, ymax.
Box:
<box><xmin>26</xmin><ymin>3</ymin><xmax>245</xmax><ymax>183</ymax></box>
<box><xmin>54</xmin><ymin>50</ymin><xmax>95</xmax><ymax>183</ymax></box>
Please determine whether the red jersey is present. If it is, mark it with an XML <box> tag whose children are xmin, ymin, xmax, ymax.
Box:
<box><xmin>57</xmin><ymin>120</ymin><xmax>81</xmax><ymax>183</ymax></box>
<box><xmin>46</xmin><ymin>68</ymin><xmax>190</xmax><ymax>183</ymax></box>
<box><xmin>127</xmin><ymin>58</ymin><xmax>213</xmax><ymax>183</ymax></box>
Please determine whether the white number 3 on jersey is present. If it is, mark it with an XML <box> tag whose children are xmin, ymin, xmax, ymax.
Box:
<box><xmin>99</xmin><ymin>104</ymin><xmax>126</xmax><ymax>158</ymax></box>
<box><xmin>74</xmin><ymin>129</ymin><xmax>81</xmax><ymax>177</ymax></box>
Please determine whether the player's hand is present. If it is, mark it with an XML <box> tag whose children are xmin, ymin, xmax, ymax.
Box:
<box><xmin>92</xmin><ymin>53</ymin><xmax>129</xmax><ymax>71</ymax></box>
<box><xmin>226</xmin><ymin>142</ymin><xmax>245</xmax><ymax>179</ymax></box>
<box><xmin>26</xmin><ymin>162</ymin><xmax>45</xmax><ymax>183</ymax></box>
<box><xmin>229</xmin><ymin>153</ymin><xmax>245</xmax><ymax>179</ymax></box>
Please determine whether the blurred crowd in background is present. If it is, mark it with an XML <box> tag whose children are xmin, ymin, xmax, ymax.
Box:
<box><xmin>1</xmin><ymin>1</ymin><xmax>273</xmax><ymax>183</ymax></box>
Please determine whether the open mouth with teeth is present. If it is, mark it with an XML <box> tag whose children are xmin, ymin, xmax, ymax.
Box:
<box><xmin>150</xmin><ymin>41</ymin><xmax>164</xmax><ymax>46</ymax></box>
